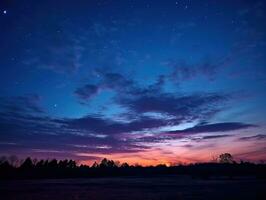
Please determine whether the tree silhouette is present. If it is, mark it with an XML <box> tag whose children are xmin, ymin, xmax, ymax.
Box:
<box><xmin>218</xmin><ymin>153</ymin><xmax>234</xmax><ymax>164</ymax></box>
<box><xmin>59</xmin><ymin>159</ymin><xmax>69</xmax><ymax>168</ymax></box>
<box><xmin>121</xmin><ymin>162</ymin><xmax>130</xmax><ymax>168</ymax></box>
<box><xmin>99</xmin><ymin>158</ymin><xmax>118</xmax><ymax>168</ymax></box>
<box><xmin>68</xmin><ymin>160</ymin><xmax>77</xmax><ymax>168</ymax></box>
<box><xmin>8</xmin><ymin>155</ymin><xmax>19</xmax><ymax>167</ymax></box>
<box><xmin>0</xmin><ymin>154</ymin><xmax>265</xmax><ymax>180</ymax></box>
<box><xmin>92</xmin><ymin>161</ymin><xmax>99</xmax><ymax>168</ymax></box>
<box><xmin>20</xmin><ymin>157</ymin><xmax>34</xmax><ymax>170</ymax></box>
<box><xmin>48</xmin><ymin>159</ymin><xmax>58</xmax><ymax>169</ymax></box>
<box><xmin>0</xmin><ymin>156</ymin><xmax>7</xmax><ymax>164</ymax></box>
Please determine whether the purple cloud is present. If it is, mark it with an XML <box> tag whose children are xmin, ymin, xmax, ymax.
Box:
<box><xmin>238</xmin><ymin>134</ymin><xmax>266</xmax><ymax>141</ymax></box>
<box><xmin>0</xmin><ymin>94</ymin><xmax>257</xmax><ymax>160</ymax></box>
<box><xmin>118</xmin><ymin>93</ymin><xmax>227</xmax><ymax>122</ymax></box>
<box><xmin>201</xmin><ymin>134</ymin><xmax>232</xmax><ymax>140</ymax></box>
<box><xmin>61</xmin><ymin>115</ymin><xmax>172</xmax><ymax>135</ymax></box>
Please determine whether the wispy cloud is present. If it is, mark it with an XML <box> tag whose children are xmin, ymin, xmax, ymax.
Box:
<box><xmin>167</xmin><ymin>122</ymin><xmax>257</xmax><ymax>134</ymax></box>
<box><xmin>0</xmin><ymin>94</ymin><xmax>43</xmax><ymax>114</ymax></box>
<box><xmin>238</xmin><ymin>134</ymin><xmax>266</xmax><ymax>141</ymax></box>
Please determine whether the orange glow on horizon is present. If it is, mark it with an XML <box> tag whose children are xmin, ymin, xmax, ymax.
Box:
<box><xmin>76</xmin><ymin>134</ymin><xmax>266</xmax><ymax>166</ymax></box>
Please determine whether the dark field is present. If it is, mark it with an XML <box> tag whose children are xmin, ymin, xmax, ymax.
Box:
<box><xmin>1</xmin><ymin>176</ymin><xmax>265</xmax><ymax>200</ymax></box>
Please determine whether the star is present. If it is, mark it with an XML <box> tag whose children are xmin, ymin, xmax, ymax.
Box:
<box><xmin>3</xmin><ymin>10</ymin><xmax>7</xmax><ymax>14</ymax></box>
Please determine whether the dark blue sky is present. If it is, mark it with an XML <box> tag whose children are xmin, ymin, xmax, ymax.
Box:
<box><xmin>0</xmin><ymin>0</ymin><xmax>265</xmax><ymax>165</ymax></box>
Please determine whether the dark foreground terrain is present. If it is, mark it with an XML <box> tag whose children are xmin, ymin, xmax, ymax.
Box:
<box><xmin>1</xmin><ymin>176</ymin><xmax>265</xmax><ymax>200</ymax></box>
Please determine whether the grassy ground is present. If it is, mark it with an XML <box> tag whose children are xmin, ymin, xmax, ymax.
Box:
<box><xmin>1</xmin><ymin>176</ymin><xmax>265</xmax><ymax>200</ymax></box>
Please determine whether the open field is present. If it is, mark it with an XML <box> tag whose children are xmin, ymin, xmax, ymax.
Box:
<box><xmin>1</xmin><ymin>176</ymin><xmax>265</xmax><ymax>200</ymax></box>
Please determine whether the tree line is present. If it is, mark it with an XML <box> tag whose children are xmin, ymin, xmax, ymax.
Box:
<box><xmin>0</xmin><ymin>153</ymin><xmax>265</xmax><ymax>179</ymax></box>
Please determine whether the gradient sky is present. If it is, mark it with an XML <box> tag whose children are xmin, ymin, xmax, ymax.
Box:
<box><xmin>0</xmin><ymin>0</ymin><xmax>265</xmax><ymax>166</ymax></box>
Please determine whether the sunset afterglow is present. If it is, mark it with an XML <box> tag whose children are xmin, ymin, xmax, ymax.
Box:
<box><xmin>0</xmin><ymin>0</ymin><xmax>265</xmax><ymax>166</ymax></box>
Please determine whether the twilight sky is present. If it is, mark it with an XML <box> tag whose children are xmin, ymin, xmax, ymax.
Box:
<box><xmin>0</xmin><ymin>0</ymin><xmax>265</xmax><ymax>165</ymax></box>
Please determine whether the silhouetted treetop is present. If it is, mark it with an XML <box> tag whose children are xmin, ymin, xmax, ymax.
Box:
<box><xmin>0</xmin><ymin>154</ymin><xmax>265</xmax><ymax>180</ymax></box>
<box><xmin>218</xmin><ymin>153</ymin><xmax>234</xmax><ymax>164</ymax></box>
